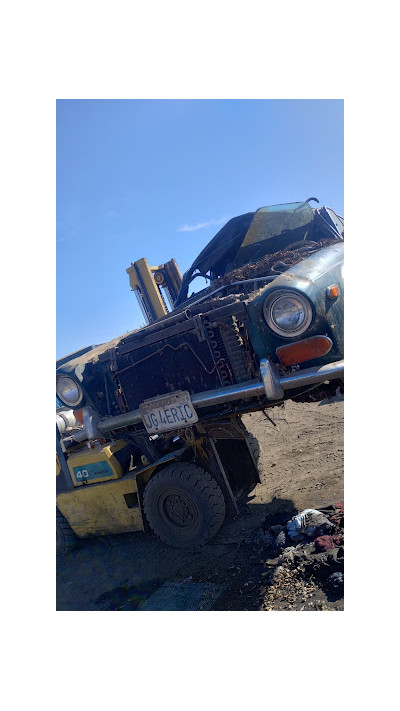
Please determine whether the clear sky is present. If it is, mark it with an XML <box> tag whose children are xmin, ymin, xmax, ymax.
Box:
<box><xmin>56</xmin><ymin>99</ymin><xmax>343</xmax><ymax>359</ymax></box>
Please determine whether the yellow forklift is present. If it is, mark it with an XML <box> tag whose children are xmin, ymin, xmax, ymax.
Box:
<box><xmin>126</xmin><ymin>258</ymin><xmax>182</xmax><ymax>324</ymax></box>
<box><xmin>56</xmin><ymin>257</ymin><xmax>260</xmax><ymax>555</ymax></box>
<box><xmin>56</xmin><ymin>403</ymin><xmax>260</xmax><ymax>555</ymax></box>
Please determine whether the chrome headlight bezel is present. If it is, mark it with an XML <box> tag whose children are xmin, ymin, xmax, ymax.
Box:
<box><xmin>263</xmin><ymin>289</ymin><xmax>313</xmax><ymax>338</ymax></box>
<box><xmin>56</xmin><ymin>374</ymin><xmax>83</xmax><ymax>407</ymax></box>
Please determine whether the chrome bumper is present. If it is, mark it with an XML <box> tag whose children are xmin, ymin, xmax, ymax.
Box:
<box><xmin>97</xmin><ymin>359</ymin><xmax>344</xmax><ymax>434</ymax></box>
<box><xmin>260</xmin><ymin>358</ymin><xmax>344</xmax><ymax>400</ymax></box>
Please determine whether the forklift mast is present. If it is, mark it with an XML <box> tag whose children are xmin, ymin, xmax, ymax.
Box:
<box><xmin>126</xmin><ymin>258</ymin><xmax>182</xmax><ymax>324</ymax></box>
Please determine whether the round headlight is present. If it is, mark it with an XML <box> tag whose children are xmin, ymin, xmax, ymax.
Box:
<box><xmin>56</xmin><ymin>375</ymin><xmax>83</xmax><ymax>407</ymax></box>
<box><xmin>263</xmin><ymin>289</ymin><xmax>313</xmax><ymax>338</ymax></box>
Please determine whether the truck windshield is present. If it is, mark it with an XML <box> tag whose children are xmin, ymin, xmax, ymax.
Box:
<box><xmin>175</xmin><ymin>201</ymin><xmax>314</xmax><ymax>307</ymax></box>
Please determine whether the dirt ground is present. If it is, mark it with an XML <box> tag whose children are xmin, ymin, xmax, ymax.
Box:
<box><xmin>56</xmin><ymin>393</ymin><xmax>344</xmax><ymax>611</ymax></box>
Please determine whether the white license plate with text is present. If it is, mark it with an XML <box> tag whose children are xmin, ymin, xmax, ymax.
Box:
<box><xmin>139</xmin><ymin>390</ymin><xmax>198</xmax><ymax>434</ymax></box>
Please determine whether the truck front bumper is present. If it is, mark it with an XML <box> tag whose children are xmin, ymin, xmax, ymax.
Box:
<box><xmin>260</xmin><ymin>358</ymin><xmax>344</xmax><ymax>401</ymax></box>
<box><xmin>97</xmin><ymin>359</ymin><xmax>344</xmax><ymax>434</ymax></box>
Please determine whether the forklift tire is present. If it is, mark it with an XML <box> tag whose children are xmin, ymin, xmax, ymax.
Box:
<box><xmin>56</xmin><ymin>508</ymin><xmax>78</xmax><ymax>557</ymax></box>
<box><xmin>143</xmin><ymin>463</ymin><xmax>226</xmax><ymax>549</ymax></box>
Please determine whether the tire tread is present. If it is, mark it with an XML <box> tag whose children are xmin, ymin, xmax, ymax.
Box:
<box><xmin>56</xmin><ymin>508</ymin><xmax>77</xmax><ymax>556</ymax></box>
<box><xmin>143</xmin><ymin>463</ymin><xmax>225</xmax><ymax>548</ymax></box>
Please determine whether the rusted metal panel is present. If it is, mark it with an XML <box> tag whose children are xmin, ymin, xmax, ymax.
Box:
<box><xmin>117</xmin><ymin>317</ymin><xmax>198</xmax><ymax>355</ymax></box>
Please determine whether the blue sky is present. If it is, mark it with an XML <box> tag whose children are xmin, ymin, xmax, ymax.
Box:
<box><xmin>56</xmin><ymin>99</ymin><xmax>343</xmax><ymax>359</ymax></box>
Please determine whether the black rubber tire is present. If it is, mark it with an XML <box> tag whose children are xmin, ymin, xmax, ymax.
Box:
<box><xmin>56</xmin><ymin>508</ymin><xmax>78</xmax><ymax>557</ymax></box>
<box><xmin>143</xmin><ymin>463</ymin><xmax>226</xmax><ymax>549</ymax></box>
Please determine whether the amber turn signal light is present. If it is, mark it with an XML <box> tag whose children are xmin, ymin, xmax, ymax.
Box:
<box><xmin>326</xmin><ymin>284</ymin><xmax>340</xmax><ymax>299</ymax></box>
<box><xmin>276</xmin><ymin>336</ymin><xmax>333</xmax><ymax>366</ymax></box>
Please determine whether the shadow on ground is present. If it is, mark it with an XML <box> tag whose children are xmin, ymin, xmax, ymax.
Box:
<box><xmin>56</xmin><ymin>495</ymin><xmax>343</xmax><ymax>611</ymax></box>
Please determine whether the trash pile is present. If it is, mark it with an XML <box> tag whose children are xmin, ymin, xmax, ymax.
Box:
<box><xmin>253</xmin><ymin>502</ymin><xmax>344</xmax><ymax>602</ymax></box>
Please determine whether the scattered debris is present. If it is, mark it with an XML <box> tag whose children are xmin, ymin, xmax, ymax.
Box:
<box><xmin>275</xmin><ymin>531</ymin><xmax>286</xmax><ymax>549</ymax></box>
<box><xmin>327</xmin><ymin>572</ymin><xmax>344</xmax><ymax>590</ymax></box>
<box><xmin>287</xmin><ymin>508</ymin><xmax>334</xmax><ymax>540</ymax></box>
<box><xmin>259</xmin><ymin>501</ymin><xmax>344</xmax><ymax>610</ymax></box>
<box><xmin>314</xmin><ymin>535</ymin><xmax>343</xmax><ymax>552</ymax></box>
<box><xmin>251</xmin><ymin>529</ymin><xmax>275</xmax><ymax>546</ymax></box>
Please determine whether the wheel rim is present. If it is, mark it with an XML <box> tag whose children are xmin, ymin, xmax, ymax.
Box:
<box><xmin>158</xmin><ymin>489</ymin><xmax>199</xmax><ymax>531</ymax></box>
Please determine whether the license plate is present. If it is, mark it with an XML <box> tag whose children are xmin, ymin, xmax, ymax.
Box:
<box><xmin>139</xmin><ymin>390</ymin><xmax>198</xmax><ymax>434</ymax></box>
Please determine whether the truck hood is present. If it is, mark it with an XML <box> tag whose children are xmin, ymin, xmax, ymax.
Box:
<box><xmin>175</xmin><ymin>200</ymin><xmax>343</xmax><ymax>307</ymax></box>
